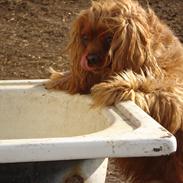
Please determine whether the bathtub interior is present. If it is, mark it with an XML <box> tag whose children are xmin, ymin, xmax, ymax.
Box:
<box><xmin>0</xmin><ymin>83</ymin><xmax>120</xmax><ymax>139</ymax></box>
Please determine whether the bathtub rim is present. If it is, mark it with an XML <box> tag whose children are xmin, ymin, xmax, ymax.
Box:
<box><xmin>0</xmin><ymin>79</ymin><xmax>177</xmax><ymax>163</ymax></box>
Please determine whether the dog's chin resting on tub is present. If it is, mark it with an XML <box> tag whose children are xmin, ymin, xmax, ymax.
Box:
<box><xmin>45</xmin><ymin>0</ymin><xmax>183</xmax><ymax>182</ymax></box>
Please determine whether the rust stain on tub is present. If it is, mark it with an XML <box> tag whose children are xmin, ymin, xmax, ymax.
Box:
<box><xmin>64</xmin><ymin>174</ymin><xmax>84</xmax><ymax>183</ymax></box>
<box><xmin>153</xmin><ymin>146</ymin><xmax>163</xmax><ymax>152</ymax></box>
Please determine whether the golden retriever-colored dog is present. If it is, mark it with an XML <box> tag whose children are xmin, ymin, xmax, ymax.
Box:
<box><xmin>45</xmin><ymin>0</ymin><xmax>183</xmax><ymax>182</ymax></box>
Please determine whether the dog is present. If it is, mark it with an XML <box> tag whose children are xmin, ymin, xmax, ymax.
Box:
<box><xmin>45</xmin><ymin>0</ymin><xmax>183</xmax><ymax>182</ymax></box>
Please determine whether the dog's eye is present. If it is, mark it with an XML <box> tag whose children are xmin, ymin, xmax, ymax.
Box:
<box><xmin>81</xmin><ymin>34</ymin><xmax>89</xmax><ymax>46</ymax></box>
<box><xmin>104</xmin><ymin>35</ymin><xmax>113</xmax><ymax>49</ymax></box>
<box><xmin>105</xmin><ymin>36</ymin><xmax>113</xmax><ymax>45</ymax></box>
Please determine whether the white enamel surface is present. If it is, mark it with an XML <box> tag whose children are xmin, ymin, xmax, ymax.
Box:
<box><xmin>0</xmin><ymin>83</ymin><xmax>111</xmax><ymax>139</ymax></box>
<box><xmin>0</xmin><ymin>80</ymin><xmax>177</xmax><ymax>163</ymax></box>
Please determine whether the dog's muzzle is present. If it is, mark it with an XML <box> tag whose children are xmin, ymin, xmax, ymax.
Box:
<box><xmin>86</xmin><ymin>53</ymin><xmax>100</xmax><ymax>66</ymax></box>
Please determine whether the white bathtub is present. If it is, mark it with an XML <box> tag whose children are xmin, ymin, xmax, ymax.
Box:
<box><xmin>0</xmin><ymin>80</ymin><xmax>176</xmax><ymax>183</ymax></box>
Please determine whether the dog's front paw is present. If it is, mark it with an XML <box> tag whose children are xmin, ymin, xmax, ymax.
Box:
<box><xmin>91</xmin><ymin>80</ymin><xmax>129</xmax><ymax>107</ymax></box>
<box><xmin>91</xmin><ymin>73</ymin><xmax>149</xmax><ymax>111</ymax></box>
<box><xmin>44</xmin><ymin>68</ymin><xmax>65</xmax><ymax>89</ymax></box>
<box><xmin>44</xmin><ymin>79</ymin><xmax>62</xmax><ymax>90</ymax></box>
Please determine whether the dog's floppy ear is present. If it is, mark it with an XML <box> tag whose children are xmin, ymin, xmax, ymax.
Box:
<box><xmin>110</xmin><ymin>15</ymin><xmax>155</xmax><ymax>73</ymax></box>
<box><xmin>65</xmin><ymin>12</ymin><xmax>92</xmax><ymax>92</ymax></box>
<box><xmin>65</xmin><ymin>11</ymin><xmax>100</xmax><ymax>93</ymax></box>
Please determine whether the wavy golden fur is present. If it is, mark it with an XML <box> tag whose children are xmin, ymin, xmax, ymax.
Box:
<box><xmin>45</xmin><ymin>0</ymin><xmax>183</xmax><ymax>182</ymax></box>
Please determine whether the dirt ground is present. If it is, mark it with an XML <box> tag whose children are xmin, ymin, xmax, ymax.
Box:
<box><xmin>0</xmin><ymin>0</ymin><xmax>182</xmax><ymax>182</ymax></box>
<box><xmin>0</xmin><ymin>0</ymin><xmax>183</xmax><ymax>80</ymax></box>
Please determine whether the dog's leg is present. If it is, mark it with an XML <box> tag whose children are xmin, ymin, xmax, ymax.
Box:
<box><xmin>45</xmin><ymin>68</ymin><xmax>92</xmax><ymax>94</ymax></box>
<box><xmin>45</xmin><ymin>69</ymin><xmax>72</xmax><ymax>90</ymax></box>
<box><xmin>91</xmin><ymin>70</ymin><xmax>183</xmax><ymax>132</ymax></box>
<box><xmin>91</xmin><ymin>70</ymin><xmax>152</xmax><ymax>111</ymax></box>
<box><xmin>44</xmin><ymin>68</ymin><xmax>83</xmax><ymax>94</ymax></box>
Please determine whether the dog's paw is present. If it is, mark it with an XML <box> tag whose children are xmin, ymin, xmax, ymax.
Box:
<box><xmin>91</xmin><ymin>73</ymin><xmax>149</xmax><ymax>111</ymax></box>
<box><xmin>44</xmin><ymin>68</ymin><xmax>65</xmax><ymax>89</ymax></box>
<box><xmin>91</xmin><ymin>80</ymin><xmax>129</xmax><ymax>107</ymax></box>
<box><xmin>44</xmin><ymin>79</ymin><xmax>61</xmax><ymax>90</ymax></box>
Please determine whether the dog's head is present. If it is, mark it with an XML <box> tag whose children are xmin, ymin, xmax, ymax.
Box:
<box><xmin>68</xmin><ymin>0</ymin><xmax>155</xmax><ymax>75</ymax></box>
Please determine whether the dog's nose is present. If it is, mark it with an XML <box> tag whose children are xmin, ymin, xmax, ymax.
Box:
<box><xmin>86</xmin><ymin>54</ymin><xmax>99</xmax><ymax>65</ymax></box>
